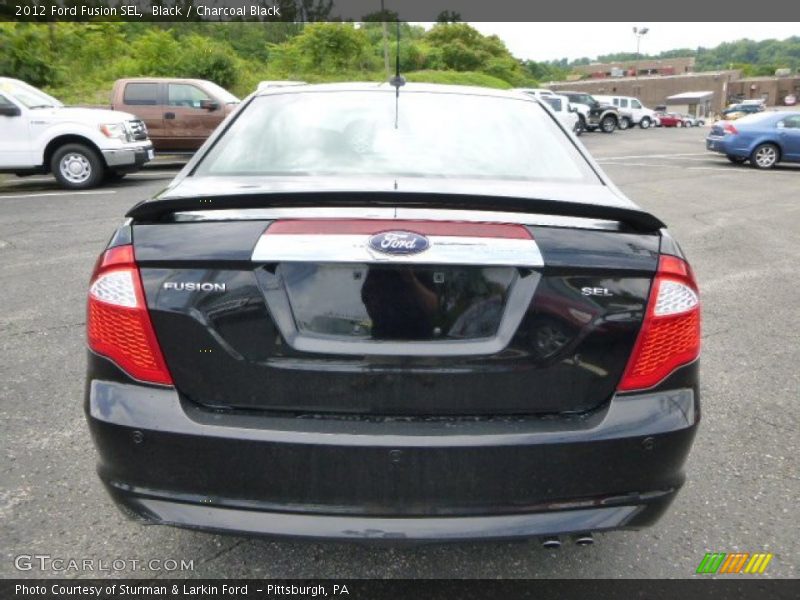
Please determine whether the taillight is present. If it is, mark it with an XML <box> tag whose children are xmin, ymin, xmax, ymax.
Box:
<box><xmin>617</xmin><ymin>255</ymin><xmax>700</xmax><ymax>392</ymax></box>
<box><xmin>87</xmin><ymin>244</ymin><xmax>172</xmax><ymax>385</ymax></box>
<box><xmin>723</xmin><ymin>122</ymin><xmax>738</xmax><ymax>135</ymax></box>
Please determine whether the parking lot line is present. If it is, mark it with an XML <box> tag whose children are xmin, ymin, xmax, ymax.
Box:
<box><xmin>600</xmin><ymin>161</ymin><xmax>758</xmax><ymax>173</ymax></box>
<box><xmin>3</xmin><ymin>176</ymin><xmax>55</xmax><ymax>183</ymax></box>
<box><xmin>0</xmin><ymin>190</ymin><xmax>115</xmax><ymax>199</ymax></box>
<box><xmin>596</xmin><ymin>152</ymin><xmax>710</xmax><ymax>160</ymax></box>
<box><xmin>130</xmin><ymin>172</ymin><xmax>181</xmax><ymax>178</ymax></box>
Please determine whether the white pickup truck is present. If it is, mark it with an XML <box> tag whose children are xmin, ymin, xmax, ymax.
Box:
<box><xmin>0</xmin><ymin>78</ymin><xmax>154</xmax><ymax>189</ymax></box>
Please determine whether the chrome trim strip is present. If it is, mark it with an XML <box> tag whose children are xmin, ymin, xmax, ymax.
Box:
<box><xmin>252</xmin><ymin>233</ymin><xmax>544</xmax><ymax>267</ymax></box>
<box><xmin>172</xmin><ymin>207</ymin><xmax>620</xmax><ymax>230</ymax></box>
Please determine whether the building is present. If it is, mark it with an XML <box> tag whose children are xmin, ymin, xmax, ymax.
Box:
<box><xmin>547</xmin><ymin>70</ymin><xmax>800</xmax><ymax>115</ymax></box>
<box><xmin>548</xmin><ymin>70</ymin><xmax>741</xmax><ymax>115</ymax></box>
<box><xmin>727</xmin><ymin>76</ymin><xmax>800</xmax><ymax>107</ymax></box>
<box><xmin>570</xmin><ymin>57</ymin><xmax>695</xmax><ymax>79</ymax></box>
<box><xmin>665</xmin><ymin>91</ymin><xmax>714</xmax><ymax>117</ymax></box>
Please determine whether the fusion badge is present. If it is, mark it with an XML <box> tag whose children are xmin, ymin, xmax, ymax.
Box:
<box><xmin>163</xmin><ymin>282</ymin><xmax>226</xmax><ymax>292</ymax></box>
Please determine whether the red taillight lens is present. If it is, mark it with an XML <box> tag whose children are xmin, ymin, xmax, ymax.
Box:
<box><xmin>617</xmin><ymin>255</ymin><xmax>701</xmax><ymax>392</ymax></box>
<box><xmin>87</xmin><ymin>245</ymin><xmax>173</xmax><ymax>385</ymax></box>
<box><xmin>723</xmin><ymin>122</ymin><xmax>738</xmax><ymax>135</ymax></box>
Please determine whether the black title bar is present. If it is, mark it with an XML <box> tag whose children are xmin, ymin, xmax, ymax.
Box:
<box><xmin>3</xmin><ymin>0</ymin><xmax>800</xmax><ymax>22</ymax></box>
<box><xmin>3</xmin><ymin>579</ymin><xmax>800</xmax><ymax>600</ymax></box>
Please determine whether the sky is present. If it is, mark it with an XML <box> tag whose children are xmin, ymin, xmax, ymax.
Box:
<box><xmin>464</xmin><ymin>23</ymin><xmax>800</xmax><ymax>62</ymax></box>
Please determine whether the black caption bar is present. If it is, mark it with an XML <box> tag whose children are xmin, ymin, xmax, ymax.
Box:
<box><xmin>2</xmin><ymin>580</ymin><xmax>800</xmax><ymax>600</ymax></box>
<box><xmin>2</xmin><ymin>0</ymin><xmax>800</xmax><ymax>21</ymax></box>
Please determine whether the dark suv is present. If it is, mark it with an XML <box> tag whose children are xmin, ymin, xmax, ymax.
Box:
<box><xmin>561</xmin><ymin>91</ymin><xmax>621</xmax><ymax>133</ymax></box>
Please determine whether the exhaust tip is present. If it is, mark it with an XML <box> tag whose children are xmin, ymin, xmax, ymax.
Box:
<box><xmin>573</xmin><ymin>533</ymin><xmax>594</xmax><ymax>546</ymax></box>
<box><xmin>541</xmin><ymin>536</ymin><xmax>562</xmax><ymax>549</ymax></box>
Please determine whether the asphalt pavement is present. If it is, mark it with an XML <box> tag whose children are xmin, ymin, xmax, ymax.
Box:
<box><xmin>1</xmin><ymin>126</ymin><xmax>798</xmax><ymax>579</ymax></box>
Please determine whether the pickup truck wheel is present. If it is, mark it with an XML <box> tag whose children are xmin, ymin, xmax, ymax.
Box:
<box><xmin>51</xmin><ymin>144</ymin><xmax>103</xmax><ymax>189</ymax></box>
<box><xmin>600</xmin><ymin>115</ymin><xmax>617</xmax><ymax>133</ymax></box>
<box><xmin>573</xmin><ymin>119</ymin><xmax>584</xmax><ymax>136</ymax></box>
<box><xmin>640</xmin><ymin>117</ymin><xmax>651</xmax><ymax>129</ymax></box>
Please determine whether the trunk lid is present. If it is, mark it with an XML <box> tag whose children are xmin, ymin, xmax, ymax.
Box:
<box><xmin>135</xmin><ymin>211</ymin><xmax>659</xmax><ymax>416</ymax></box>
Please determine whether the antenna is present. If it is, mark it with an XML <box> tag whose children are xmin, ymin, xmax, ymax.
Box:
<box><xmin>390</xmin><ymin>19</ymin><xmax>405</xmax><ymax>128</ymax></box>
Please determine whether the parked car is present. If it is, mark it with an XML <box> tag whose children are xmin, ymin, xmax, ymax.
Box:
<box><xmin>720</xmin><ymin>103</ymin><xmax>764</xmax><ymax>121</ymax></box>
<box><xmin>593</xmin><ymin>95</ymin><xmax>658</xmax><ymax>129</ymax></box>
<box><xmin>510</xmin><ymin>87</ymin><xmax>557</xmax><ymax>100</ymax></box>
<box><xmin>655</xmin><ymin>112</ymin><xmax>684</xmax><ymax>128</ymax></box>
<box><xmin>560</xmin><ymin>91</ymin><xmax>620</xmax><ymax>133</ymax></box>
<box><xmin>681</xmin><ymin>114</ymin><xmax>699</xmax><ymax>127</ymax></box>
<box><xmin>0</xmin><ymin>77</ymin><xmax>153</xmax><ymax>189</ymax></box>
<box><xmin>616</xmin><ymin>108</ymin><xmax>634</xmax><ymax>130</ymax></box>
<box><xmin>85</xmin><ymin>83</ymin><xmax>701</xmax><ymax>542</ymax></box>
<box><xmin>111</xmin><ymin>78</ymin><xmax>240</xmax><ymax>152</ymax></box>
<box><xmin>785</xmin><ymin>94</ymin><xmax>797</xmax><ymax>106</ymax></box>
<box><xmin>257</xmin><ymin>81</ymin><xmax>307</xmax><ymax>91</ymax></box>
<box><xmin>514</xmin><ymin>89</ymin><xmax>582</xmax><ymax>134</ymax></box>
<box><xmin>706</xmin><ymin>111</ymin><xmax>800</xmax><ymax>169</ymax></box>
<box><xmin>539</xmin><ymin>93</ymin><xmax>582</xmax><ymax>135</ymax></box>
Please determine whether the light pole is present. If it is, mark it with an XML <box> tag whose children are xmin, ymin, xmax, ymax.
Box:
<box><xmin>633</xmin><ymin>26</ymin><xmax>649</xmax><ymax>78</ymax></box>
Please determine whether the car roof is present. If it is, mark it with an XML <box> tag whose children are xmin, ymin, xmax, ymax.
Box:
<box><xmin>116</xmin><ymin>77</ymin><xmax>215</xmax><ymax>85</ymax></box>
<box><xmin>253</xmin><ymin>82</ymin><xmax>538</xmax><ymax>100</ymax></box>
<box><xmin>0</xmin><ymin>77</ymin><xmax>36</xmax><ymax>87</ymax></box>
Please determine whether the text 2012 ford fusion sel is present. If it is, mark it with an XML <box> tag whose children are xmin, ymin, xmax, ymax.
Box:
<box><xmin>85</xmin><ymin>83</ymin><xmax>701</xmax><ymax>542</ymax></box>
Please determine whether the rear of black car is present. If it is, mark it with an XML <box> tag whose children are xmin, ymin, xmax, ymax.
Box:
<box><xmin>85</xmin><ymin>85</ymin><xmax>700</xmax><ymax>541</ymax></box>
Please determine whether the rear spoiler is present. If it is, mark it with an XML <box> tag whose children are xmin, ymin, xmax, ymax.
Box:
<box><xmin>126</xmin><ymin>192</ymin><xmax>666</xmax><ymax>232</ymax></box>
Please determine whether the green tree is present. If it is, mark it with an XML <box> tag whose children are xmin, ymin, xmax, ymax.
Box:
<box><xmin>0</xmin><ymin>23</ymin><xmax>57</xmax><ymax>86</ymax></box>
<box><xmin>421</xmin><ymin>23</ymin><xmax>531</xmax><ymax>85</ymax></box>
<box><xmin>270</xmin><ymin>22</ymin><xmax>376</xmax><ymax>76</ymax></box>
<box><xmin>178</xmin><ymin>35</ymin><xmax>239</xmax><ymax>88</ymax></box>
<box><xmin>129</xmin><ymin>29</ymin><xmax>182</xmax><ymax>76</ymax></box>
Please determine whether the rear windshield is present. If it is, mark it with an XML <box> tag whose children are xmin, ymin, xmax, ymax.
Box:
<box><xmin>734</xmin><ymin>112</ymin><xmax>781</xmax><ymax>125</ymax></box>
<box><xmin>123</xmin><ymin>82</ymin><xmax>159</xmax><ymax>106</ymax></box>
<box><xmin>194</xmin><ymin>90</ymin><xmax>599</xmax><ymax>184</ymax></box>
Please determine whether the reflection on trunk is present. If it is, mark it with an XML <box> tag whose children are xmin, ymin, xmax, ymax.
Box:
<box><xmin>283</xmin><ymin>264</ymin><xmax>514</xmax><ymax>342</ymax></box>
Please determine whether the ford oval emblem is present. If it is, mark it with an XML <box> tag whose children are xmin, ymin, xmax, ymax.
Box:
<box><xmin>368</xmin><ymin>231</ymin><xmax>430</xmax><ymax>256</ymax></box>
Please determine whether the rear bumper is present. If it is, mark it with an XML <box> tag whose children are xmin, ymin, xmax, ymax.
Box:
<box><xmin>706</xmin><ymin>136</ymin><xmax>748</xmax><ymax>157</ymax></box>
<box><xmin>105</xmin><ymin>489</ymin><xmax>672</xmax><ymax>542</ymax></box>
<box><xmin>86</xmin><ymin>372</ymin><xmax>699</xmax><ymax>541</ymax></box>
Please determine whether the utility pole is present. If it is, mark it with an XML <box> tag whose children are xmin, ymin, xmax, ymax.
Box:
<box><xmin>633</xmin><ymin>26</ymin><xmax>649</xmax><ymax>79</ymax></box>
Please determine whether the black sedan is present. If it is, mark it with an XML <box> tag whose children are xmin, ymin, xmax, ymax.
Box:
<box><xmin>85</xmin><ymin>83</ymin><xmax>701</xmax><ymax>543</ymax></box>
